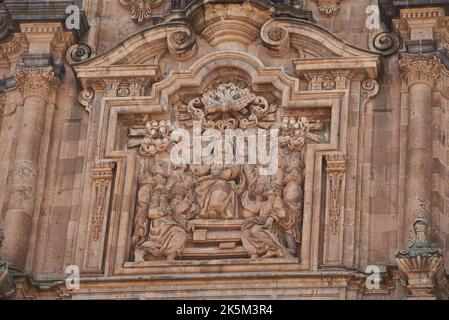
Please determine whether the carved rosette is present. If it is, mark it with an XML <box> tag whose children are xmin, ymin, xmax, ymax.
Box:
<box><xmin>128</xmin><ymin>120</ymin><xmax>173</xmax><ymax>157</ymax></box>
<box><xmin>91</xmin><ymin>160</ymin><xmax>115</xmax><ymax>241</ymax></box>
<box><xmin>312</xmin><ymin>0</ymin><xmax>343</xmax><ymax>15</ymax></box>
<box><xmin>261</xmin><ymin>22</ymin><xmax>290</xmax><ymax>56</ymax></box>
<box><xmin>396</xmin><ymin>217</ymin><xmax>449</xmax><ymax>299</ymax></box>
<box><xmin>399</xmin><ymin>54</ymin><xmax>441</xmax><ymax>88</ymax></box>
<box><xmin>325</xmin><ymin>154</ymin><xmax>347</xmax><ymax>235</ymax></box>
<box><xmin>15</xmin><ymin>67</ymin><xmax>57</xmax><ymax>100</ymax></box>
<box><xmin>167</xmin><ymin>29</ymin><xmax>197</xmax><ymax>61</ymax></box>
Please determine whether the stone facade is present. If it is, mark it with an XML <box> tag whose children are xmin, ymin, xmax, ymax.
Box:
<box><xmin>0</xmin><ymin>0</ymin><xmax>449</xmax><ymax>300</ymax></box>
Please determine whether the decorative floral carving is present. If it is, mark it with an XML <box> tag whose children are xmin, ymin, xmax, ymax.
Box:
<box><xmin>304</xmin><ymin>71</ymin><xmax>348</xmax><ymax>91</ymax></box>
<box><xmin>117</xmin><ymin>85</ymin><xmax>130</xmax><ymax>97</ymax></box>
<box><xmin>167</xmin><ymin>29</ymin><xmax>197</xmax><ymax>61</ymax></box>
<box><xmin>325</xmin><ymin>154</ymin><xmax>346</xmax><ymax>235</ymax></box>
<box><xmin>15</xmin><ymin>67</ymin><xmax>56</xmax><ymax>100</ymax></box>
<box><xmin>399</xmin><ymin>54</ymin><xmax>441</xmax><ymax>88</ymax></box>
<box><xmin>172</xmin><ymin>31</ymin><xmax>189</xmax><ymax>45</ymax></box>
<box><xmin>267</xmin><ymin>27</ymin><xmax>286</xmax><ymax>42</ymax></box>
<box><xmin>280</xmin><ymin>117</ymin><xmax>310</xmax><ymax>153</ymax></box>
<box><xmin>129</xmin><ymin>79</ymin><xmax>146</xmax><ymax>96</ymax></box>
<box><xmin>312</xmin><ymin>0</ymin><xmax>343</xmax><ymax>15</ymax></box>
<box><xmin>120</xmin><ymin>0</ymin><xmax>153</xmax><ymax>23</ymax></box>
<box><xmin>128</xmin><ymin>120</ymin><xmax>173</xmax><ymax>157</ymax></box>
<box><xmin>91</xmin><ymin>160</ymin><xmax>115</xmax><ymax>241</ymax></box>
<box><xmin>177</xmin><ymin>82</ymin><xmax>277</xmax><ymax>131</ymax></box>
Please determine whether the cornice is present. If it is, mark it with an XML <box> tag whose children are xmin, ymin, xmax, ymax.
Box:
<box><xmin>0</xmin><ymin>0</ymin><xmax>89</xmax><ymax>41</ymax></box>
<box><xmin>379</xmin><ymin>0</ymin><xmax>449</xmax><ymax>30</ymax></box>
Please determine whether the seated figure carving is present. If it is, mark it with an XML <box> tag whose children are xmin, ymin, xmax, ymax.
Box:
<box><xmin>241</xmin><ymin>186</ymin><xmax>293</xmax><ymax>258</ymax></box>
<box><xmin>194</xmin><ymin>163</ymin><xmax>245</xmax><ymax>219</ymax></box>
<box><xmin>135</xmin><ymin>186</ymin><xmax>190</xmax><ymax>261</ymax></box>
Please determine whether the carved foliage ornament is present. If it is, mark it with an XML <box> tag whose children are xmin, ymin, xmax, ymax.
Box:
<box><xmin>177</xmin><ymin>83</ymin><xmax>277</xmax><ymax>132</ymax></box>
<box><xmin>312</xmin><ymin>0</ymin><xmax>343</xmax><ymax>15</ymax></box>
<box><xmin>128</xmin><ymin>120</ymin><xmax>173</xmax><ymax>157</ymax></box>
<box><xmin>399</xmin><ymin>54</ymin><xmax>441</xmax><ymax>88</ymax></box>
<box><xmin>91</xmin><ymin>160</ymin><xmax>115</xmax><ymax>241</ymax></box>
<box><xmin>119</xmin><ymin>0</ymin><xmax>163</xmax><ymax>23</ymax></box>
<box><xmin>325</xmin><ymin>154</ymin><xmax>346</xmax><ymax>235</ymax></box>
<box><xmin>15</xmin><ymin>67</ymin><xmax>56</xmax><ymax>100</ymax></box>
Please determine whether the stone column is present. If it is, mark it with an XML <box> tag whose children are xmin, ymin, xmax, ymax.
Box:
<box><xmin>2</xmin><ymin>67</ymin><xmax>56</xmax><ymax>269</ymax></box>
<box><xmin>399</xmin><ymin>53</ymin><xmax>441</xmax><ymax>246</ymax></box>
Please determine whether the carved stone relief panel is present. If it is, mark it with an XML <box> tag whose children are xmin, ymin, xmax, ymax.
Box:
<box><xmin>124</xmin><ymin>81</ymin><xmax>329</xmax><ymax>262</ymax></box>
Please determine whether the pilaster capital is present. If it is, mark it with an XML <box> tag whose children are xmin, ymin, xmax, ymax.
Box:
<box><xmin>399</xmin><ymin>53</ymin><xmax>441</xmax><ymax>88</ymax></box>
<box><xmin>14</xmin><ymin>66</ymin><xmax>57</xmax><ymax>100</ymax></box>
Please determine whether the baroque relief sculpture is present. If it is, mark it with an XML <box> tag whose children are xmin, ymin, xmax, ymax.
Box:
<box><xmin>312</xmin><ymin>0</ymin><xmax>344</xmax><ymax>15</ymax></box>
<box><xmin>130</xmin><ymin>82</ymin><xmax>313</xmax><ymax>262</ymax></box>
<box><xmin>119</xmin><ymin>0</ymin><xmax>163</xmax><ymax>23</ymax></box>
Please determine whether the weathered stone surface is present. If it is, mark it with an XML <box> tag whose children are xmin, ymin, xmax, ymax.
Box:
<box><xmin>0</xmin><ymin>0</ymin><xmax>448</xmax><ymax>300</ymax></box>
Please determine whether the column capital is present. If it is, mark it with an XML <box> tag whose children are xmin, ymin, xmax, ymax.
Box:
<box><xmin>399</xmin><ymin>53</ymin><xmax>441</xmax><ymax>88</ymax></box>
<box><xmin>14</xmin><ymin>66</ymin><xmax>57</xmax><ymax>100</ymax></box>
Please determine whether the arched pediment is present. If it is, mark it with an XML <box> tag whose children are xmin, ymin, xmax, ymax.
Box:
<box><xmin>73</xmin><ymin>14</ymin><xmax>381</xmax><ymax>88</ymax></box>
<box><xmin>72</xmin><ymin>2</ymin><xmax>377</xmax><ymax>69</ymax></box>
